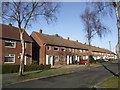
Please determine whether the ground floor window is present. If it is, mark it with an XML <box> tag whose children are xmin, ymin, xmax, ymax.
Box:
<box><xmin>61</xmin><ymin>56</ymin><xmax>66</xmax><ymax>61</ymax></box>
<box><xmin>53</xmin><ymin>56</ymin><xmax>59</xmax><ymax>62</ymax></box>
<box><xmin>4</xmin><ymin>54</ymin><xmax>15</xmax><ymax>63</ymax></box>
<box><xmin>82</xmin><ymin>56</ymin><xmax>88</xmax><ymax>59</ymax></box>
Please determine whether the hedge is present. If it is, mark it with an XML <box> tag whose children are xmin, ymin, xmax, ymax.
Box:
<box><xmin>2</xmin><ymin>64</ymin><xmax>51</xmax><ymax>74</ymax></box>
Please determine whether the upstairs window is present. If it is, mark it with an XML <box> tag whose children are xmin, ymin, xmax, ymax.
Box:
<box><xmin>83</xmin><ymin>50</ymin><xmax>87</xmax><ymax>53</ymax></box>
<box><xmin>54</xmin><ymin>46</ymin><xmax>59</xmax><ymax>51</ymax></box>
<box><xmin>72</xmin><ymin>49</ymin><xmax>75</xmax><ymax>53</ymax></box>
<box><xmin>4</xmin><ymin>54</ymin><xmax>15</xmax><ymax>63</ymax></box>
<box><xmin>5</xmin><ymin>40</ymin><xmax>16</xmax><ymax>48</ymax></box>
<box><xmin>61</xmin><ymin>47</ymin><xmax>66</xmax><ymax>51</ymax></box>
<box><xmin>47</xmin><ymin>46</ymin><xmax>51</xmax><ymax>51</ymax></box>
<box><xmin>79</xmin><ymin>50</ymin><xmax>82</xmax><ymax>53</ymax></box>
<box><xmin>69</xmin><ymin>48</ymin><xmax>71</xmax><ymax>52</ymax></box>
<box><xmin>75</xmin><ymin>49</ymin><xmax>77</xmax><ymax>52</ymax></box>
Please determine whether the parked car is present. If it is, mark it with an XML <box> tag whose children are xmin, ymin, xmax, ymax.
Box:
<box><xmin>104</xmin><ymin>59</ymin><xmax>109</xmax><ymax>62</ymax></box>
<box><xmin>76</xmin><ymin>60</ymin><xmax>88</xmax><ymax>65</ymax></box>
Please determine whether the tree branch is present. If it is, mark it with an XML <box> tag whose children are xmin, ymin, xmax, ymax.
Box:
<box><xmin>96</xmin><ymin>3</ymin><xmax>113</xmax><ymax>14</ymax></box>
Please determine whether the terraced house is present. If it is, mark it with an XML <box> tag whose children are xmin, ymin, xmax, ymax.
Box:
<box><xmin>31</xmin><ymin>30</ymin><xmax>116</xmax><ymax>66</ymax></box>
<box><xmin>0</xmin><ymin>24</ymin><xmax>32</xmax><ymax>65</ymax></box>
<box><xmin>0</xmin><ymin>24</ymin><xmax>116</xmax><ymax>66</ymax></box>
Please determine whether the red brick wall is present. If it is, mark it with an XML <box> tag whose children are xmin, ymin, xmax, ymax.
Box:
<box><xmin>0</xmin><ymin>39</ymin><xmax>2</xmax><ymax>64</ymax></box>
<box><xmin>1</xmin><ymin>39</ymin><xmax>32</xmax><ymax>65</ymax></box>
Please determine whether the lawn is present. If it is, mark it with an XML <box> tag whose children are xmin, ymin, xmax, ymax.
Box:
<box><xmin>3</xmin><ymin>68</ymin><xmax>73</xmax><ymax>86</ymax></box>
<box><xmin>97</xmin><ymin>76</ymin><xmax>119</xmax><ymax>88</ymax></box>
<box><xmin>16</xmin><ymin>69</ymin><xmax>72</xmax><ymax>80</ymax></box>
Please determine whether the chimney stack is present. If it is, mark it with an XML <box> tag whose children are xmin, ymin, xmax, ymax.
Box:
<box><xmin>55</xmin><ymin>34</ymin><xmax>58</xmax><ymax>37</ymax></box>
<box><xmin>40</xmin><ymin>29</ymin><xmax>42</xmax><ymax>33</ymax></box>
<box><xmin>68</xmin><ymin>37</ymin><xmax>69</xmax><ymax>40</ymax></box>
<box><xmin>9</xmin><ymin>23</ymin><xmax>12</xmax><ymax>26</ymax></box>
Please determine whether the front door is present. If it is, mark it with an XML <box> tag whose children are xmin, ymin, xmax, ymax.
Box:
<box><xmin>48</xmin><ymin>56</ymin><xmax>51</xmax><ymax>64</ymax></box>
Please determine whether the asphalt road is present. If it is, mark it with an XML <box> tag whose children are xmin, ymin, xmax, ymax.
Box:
<box><xmin>3</xmin><ymin>63</ymin><xmax>119</xmax><ymax>88</ymax></box>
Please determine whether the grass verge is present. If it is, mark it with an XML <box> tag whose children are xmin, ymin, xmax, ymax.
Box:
<box><xmin>3</xmin><ymin>69</ymin><xmax>73</xmax><ymax>86</ymax></box>
<box><xmin>96</xmin><ymin>76</ymin><xmax>119</xmax><ymax>88</ymax></box>
<box><xmin>3</xmin><ymin>64</ymin><xmax>101</xmax><ymax>86</ymax></box>
<box><xmin>16</xmin><ymin>69</ymin><xmax>72</xmax><ymax>80</ymax></box>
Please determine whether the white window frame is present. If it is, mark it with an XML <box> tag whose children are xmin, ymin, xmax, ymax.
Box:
<box><xmin>4</xmin><ymin>54</ymin><xmax>15</xmax><ymax>63</ymax></box>
<box><xmin>69</xmin><ymin>48</ymin><xmax>71</xmax><ymax>52</ymax></box>
<box><xmin>54</xmin><ymin>56</ymin><xmax>59</xmax><ymax>61</ymax></box>
<box><xmin>47</xmin><ymin>45</ymin><xmax>51</xmax><ymax>51</ymax></box>
<box><xmin>79</xmin><ymin>50</ymin><xmax>82</xmax><ymax>53</ymax></box>
<box><xmin>61</xmin><ymin>56</ymin><xmax>66</xmax><ymax>61</ymax></box>
<box><xmin>5</xmin><ymin>40</ymin><xmax>16</xmax><ymax>48</ymax></box>
<box><xmin>61</xmin><ymin>47</ymin><xmax>66</xmax><ymax>51</ymax></box>
<box><xmin>83</xmin><ymin>50</ymin><xmax>86</xmax><ymax>53</ymax></box>
<box><xmin>54</xmin><ymin>46</ymin><xmax>59</xmax><ymax>51</ymax></box>
<box><xmin>72</xmin><ymin>49</ymin><xmax>75</xmax><ymax>53</ymax></box>
<box><xmin>75</xmin><ymin>49</ymin><xmax>77</xmax><ymax>53</ymax></box>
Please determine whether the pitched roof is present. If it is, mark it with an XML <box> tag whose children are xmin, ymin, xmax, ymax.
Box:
<box><xmin>32</xmin><ymin>31</ymin><xmax>114</xmax><ymax>54</ymax></box>
<box><xmin>91</xmin><ymin>45</ymin><xmax>114</xmax><ymax>54</ymax></box>
<box><xmin>32</xmin><ymin>31</ymin><xmax>89</xmax><ymax>50</ymax></box>
<box><xmin>0</xmin><ymin>24</ymin><xmax>32</xmax><ymax>42</ymax></box>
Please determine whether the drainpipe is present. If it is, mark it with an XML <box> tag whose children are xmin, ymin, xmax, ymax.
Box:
<box><xmin>44</xmin><ymin>43</ymin><xmax>46</xmax><ymax>65</ymax></box>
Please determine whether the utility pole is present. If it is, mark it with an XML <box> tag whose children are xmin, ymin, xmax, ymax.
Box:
<box><xmin>109</xmin><ymin>41</ymin><xmax>111</xmax><ymax>51</ymax></box>
<box><xmin>109</xmin><ymin>41</ymin><xmax>112</xmax><ymax>60</ymax></box>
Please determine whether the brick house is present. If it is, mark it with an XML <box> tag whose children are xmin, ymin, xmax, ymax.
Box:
<box><xmin>31</xmin><ymin>30</ymin><xmax>116</xmax><ymax>66</ymax></box>
<box><xmin>90</xmin><ymin>46</ymin><xmax>116</xmax><ymax>60</ymax></box>
<box><xmin>0</xmin><ymin>24</ymin><xmax>32</xmax><ymax>65</ymax></box>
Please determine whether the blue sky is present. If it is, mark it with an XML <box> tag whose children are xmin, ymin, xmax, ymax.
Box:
<box><xmin>26</xmin><ymin>2</ymin><xmax>117</xmax><ymax>52</ymax></box>
<box><xmin>2</xmin><ymin>2</ymin><xmax>117</xmax><ymax>53</ymax></box>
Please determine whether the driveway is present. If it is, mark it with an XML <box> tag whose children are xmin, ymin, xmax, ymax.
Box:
<box><xmin>3</xmin><ymin>63</ymin><xmax>119</xmax><ymax>88</ymax></box>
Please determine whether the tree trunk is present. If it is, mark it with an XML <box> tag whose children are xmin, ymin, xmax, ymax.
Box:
<box><xmin>114</xmin><ymin>1</ymin><xmax>120</xmax><ymax>61</ymax></box>
<box><xmin>19</xmin><ymin>31</ymin><xmax>25</xmax><ymax>76</ymax></box>
<box><xmin>87</xmin><ymin>39</ymin><xmax>91</xmax><ymax>67</ymax></box>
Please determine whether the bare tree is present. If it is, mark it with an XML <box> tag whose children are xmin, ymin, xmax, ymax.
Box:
<box><xmin>91</xmin><ymin>1</ymin><xmax>120</xmax><ymax>61</ymax></box>
<box><xmin>2</xmin><ymin>1</ymin><xmax>60</xmax><ymax>76</ymax></box>
<box><xmin>81</xmin><ymin>7</ymin><xmax>107</xmax><ymax>46</ymax></box>
<box><xmin>81</xmin><ymin>7</ymin><xmax>108</xmax><ymax>66</ymax></box>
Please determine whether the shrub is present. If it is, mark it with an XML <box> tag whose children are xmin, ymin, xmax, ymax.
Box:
<box><xmin>72</xmin><ymin>60</ymin><xmax>76</xmax><ymax>64</ymax></box>
<box><xmin>2</xmin><ymin>64</ymin><xmax>19</xmax><ymax>74</ymax></box>
<box><xmin>32</xmin><ymin>60</ymin><xmax>39</xmax><ymax>65</ymax></box>
<box><xmin>2</xmin><ymin>64</ymin><xmax>51</xmax><ymax>74</ymax></box>
<box><xmin>97</xmin><ymin>59</ymin><xmax>104</xmax><ymax>63</ymax></box>
<box><xmin>89</xmin><ymin>55</ymin><xmax>95</xmax><ymax>64</ymax></box>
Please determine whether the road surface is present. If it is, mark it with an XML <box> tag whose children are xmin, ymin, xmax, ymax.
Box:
<box><xmin>3</xmin><ymin>63</ymin><xmax>119</xmax><ymax>88</ymax></box>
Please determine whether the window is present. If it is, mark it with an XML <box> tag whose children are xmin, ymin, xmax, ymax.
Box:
<box><xmin>61</xmin><ymin>47</ymin><xmax>66</xmax><ymax>51</ymax></box>
<box><xmin>86</xmin><ymin>50</ymin><xmax>88</xmax><ymax>53</ymax></box>
<box><xmin>83</xmin><ymin>50</ymin><xmax>87</xmax><ymax>53</ymax></box>
<box><xmin>47</xmin><ymin>46</ymin><xmax>51</xmax><ymax>51</ymax></box>
<box><xmin>53</xmin><ymin>56</ymin><xmax>59</xmax><ymax>61</ymax></box>
<box><xmin>54</xmin><ymin>46</ymin><xmax>59</xmax><ymax>51</ymax></box>
<box><xmin>83</xmin><ymin>56</ymin><xmax>86</xmax><ymax>60</ymax></box>
<box><xmin>69</xmin><ymin>48</ymin><xmax>71</xmax><ymax>52</ymax></box>
<box><xmin>72</xmin><ymin>49</ymin><xmax>75</xmax><ymax>53</ymax></box>
<box><xmin>83</xmin><ymin>50</ymin><xmax>85</xmax><ymax>53</ymax></box>
<box><xmin>79</xmin><ymin>50</ymin><xmax>82</xmax><ymax>53</ymax></box>
<box><xmin>5</xmin><ymin>40</ymin><xmax>16</xmax><ymax>48</ymax></box>
<box><xmin>61</xmin><ymin>56</ymin><xmax>66</xmax><ymax>61</ymax></box>
<box><xmin>4</xmin><ymin>54</ymin><xmax>15</xmax><ymax>63</ymax></box>
<box><xmin>75</xmin><ymin>49</ymin><xmax>77</xmax><ymax>52</ymax></box>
